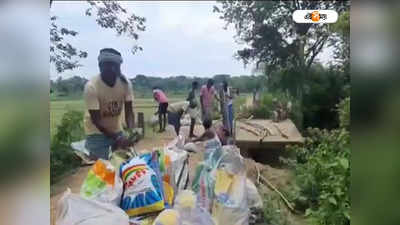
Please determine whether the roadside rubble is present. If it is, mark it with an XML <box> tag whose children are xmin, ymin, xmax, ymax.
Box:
<box><xmin>56</xmin><ymin>134</ymin><xmax>264</xmax><ymax>225</ymax></box>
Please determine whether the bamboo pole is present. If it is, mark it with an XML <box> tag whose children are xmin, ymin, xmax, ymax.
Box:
<box><xmin>259</xmin><ymin>174</ymin><xmax>296</xmax><ymax>213</ymax></box>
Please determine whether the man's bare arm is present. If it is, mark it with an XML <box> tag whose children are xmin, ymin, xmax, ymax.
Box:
<box><xmin>192</xmin><ymin>130</ymin><xmax>214</xmax><ymax>142</ymax></box>
<box><xmin>200</xmin><ymin>95</ymin><xmax>204</xmax><ymax>110</ymax></box>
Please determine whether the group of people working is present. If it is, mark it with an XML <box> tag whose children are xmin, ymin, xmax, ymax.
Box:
<box><xmin>152</xmin><ymin>78</ymin><xmax>234</xmax><ymax>137</ymax></box>
<box><xmin>82</xmin><ymin>48</ymin><xmax>236</xmax><ymax>161</ymax></box>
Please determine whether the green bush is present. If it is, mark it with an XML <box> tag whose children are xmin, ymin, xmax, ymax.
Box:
<box><xmin>51</xmin><ymin>110</ymin><xmax>84</xmax><ymax>184</ymax></box>
<box><xmin>337</xmin><ymin>97</ymin><xmax>350</xmax><ymax>130</ymax></box>
<box><xmin>286</xmin><ymin>98</ymin><xmax>350</xmax><ymax>225</ymax></box>
<box><xmin>247</xmin><ymin>91</ymin><xmax>303</xmax><ymax>129</ymax></box>
<box><xmin>261</xmin><ymin>194</ymin><xmax>292</xmax><ymax>225</ymax></box>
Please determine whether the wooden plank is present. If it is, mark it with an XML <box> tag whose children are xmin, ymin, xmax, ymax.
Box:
<box><xmin>235</xmin><ymin>119</ymin><xmax>303</xmax><ymax>147</ymax></box>
<box><xmin>138</xmin><ymin>112</ymin><xmax>145</xmax><ymax>137</ymax></box>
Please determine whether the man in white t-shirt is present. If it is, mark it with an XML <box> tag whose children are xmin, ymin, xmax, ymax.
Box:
<box><xmin>83</xmin><ymin>48</ymin><xmax>135</xmax><ymax>160</ymax></box>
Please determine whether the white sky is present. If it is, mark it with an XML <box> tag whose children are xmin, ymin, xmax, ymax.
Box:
<box><xmin>50</xmin><ymin>1</ymin><xmax>333</xmax><ymax>80</ymax></box>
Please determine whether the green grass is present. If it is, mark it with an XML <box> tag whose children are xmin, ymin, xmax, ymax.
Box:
<box><xmin>50</xmin><ymin>97</ymin><xmax>185</xmax><ymax>137</ymax></box>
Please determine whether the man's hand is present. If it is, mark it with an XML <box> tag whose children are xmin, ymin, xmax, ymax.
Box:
<box><xmin>114</xmin><ymin>136</ymin><xmax>133</xmax><ymax>150</ymax></box>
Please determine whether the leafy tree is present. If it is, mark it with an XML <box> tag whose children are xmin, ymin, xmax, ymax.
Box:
<box><xmin>50</xmin><ymin>0</ymin><xmax>146</xmax><ymax>73</ymax></box>
<box><xmin>330</xmin><ymin>11</ymin><xmax>350</xmax><ymax>81</ymax></box>
<box><xmin>52</xmin><ymin>76</ymin><xmax>88</xmax><ymax>96</ymax></box>
<box><xmin>213</xmin><ymin>1</ymin><xmax>349</xmax><ymax>97</ymax></box>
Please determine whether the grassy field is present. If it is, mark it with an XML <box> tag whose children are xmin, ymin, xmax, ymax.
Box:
<box><xmin>50</xmin><ymin>97</ymin><xmax>185</xmax><ymax>137</ymax></box>
<box><xmin>50</xmin><ymin>93</ymin><xmax>250</xmax><ymax>137</ymax></box>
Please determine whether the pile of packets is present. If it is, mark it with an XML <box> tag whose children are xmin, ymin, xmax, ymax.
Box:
<box><xmin>56</xmin><ymin>135</ymin><xmax>263</xmax><ymax>225</ymax></box>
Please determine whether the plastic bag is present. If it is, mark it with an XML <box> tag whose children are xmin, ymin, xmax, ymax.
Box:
<box><xmin>246</xmin><ymin>179</ymin><xmax>263</xmax><ymax>209</ymax></box>
<box><xmin>141</xmin><ymin>152</ymin><xmax>168</xmax><ymax>207</ymax></box>
<box><xmin>152</xmin><ymin>209</ymin><xmax>182</xmax><ymax>225</ymax></box>
<box><xmin>183</xmin><ymin>142</ymin><xmax>198</xmax><ymax>153</ymax></box>
<box><xmin>71</xmin><ymin>139</ymin><xmax>95</xmax><ymax>165</ymax></box>
<box><xmin>174</xmin><ymin>190</ymin><xmax>215</xmax><ymax>225</ymax></box>
<box><xmin>212</xmin><ymin>147</ymin><xmax>249</xmax><ymax>225</ymax></box>
<box><xmin>191</xmin><ymin>163</ymin><xmax>216</xmax><ymax>212</ymax></box>
<box><xmin>150</xmin><ymin>115</ymin><xmax>159</xmax><ymax>126</ymax></box>
<box><xmin>167</xmin><ymin>135</ymin><xmax>185</xmax><ymax>150</ymax></box>
<box><xmin>56</xmin><ymin>188</ymin><xmax>129</xmax><ymax>225</ymax></box>
<box><xmin>212</xmin><ymin>170</ymin><xmax>249</xmax><ymax>225</ymax></box>
<box><xmin>163</xmin><ymin>181</ymin><xmax>174</xmax><ymax>208</ymax></box>
<box><xmin>120</xmin><ymin>156</ymin><xmax>165</xmax><ymax>217</ymax></box>
<box><xmin>218</xmin><ymin>145</ymin><xmax>245</xmax><ymax>175</ymax></box>
<box><xmin>80</xmin><ymin>159</ymin><xmax>123</xmax><ymax>206</ymax></box>
<box><xmin>129</xmin><ymin>215</ymin><xmax>158</xmax><ymax>225</ymax></box>
<box><xmin>161</xmin><ymin>148</ymin><xmax>189</xmax><ymax>195</ymax></box>
<box><xmin>191</xmin><ymin>144</ymin><xmax>224</xmax><ymax>212</ymax></box>
<box><xmin>110</xmin><ymin>150</ymin><xmax>134</xmax><ymax>170</ymax></box>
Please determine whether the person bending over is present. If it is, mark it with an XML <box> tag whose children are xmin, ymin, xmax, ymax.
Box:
<box><xmin>167</xmin><ymin>101</ymin><xmax>189</xmax><ymax>136</ymax></box>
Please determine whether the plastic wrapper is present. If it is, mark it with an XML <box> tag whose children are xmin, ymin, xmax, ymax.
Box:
<box><xmin>56</xmin><ymin>188</ymin><xmax>129</xmax><ymax>225</ymax></box>
<box><xmin>183</xmin><ymin>142</ymin><xmax>198</xmax><ymax>153</ymax></box>
<box><xmin>212</xmin><ymin>145</ymin><xmax>249</xmax><ymax>225</ymax></box>
<box><xmin>173</xmin><ymin>190</ymin><xmax>215</xmax><ymax>225</ymax></box>
<box><xmin>80</xmin><ymin>159</ymin><xmax>123</xmax><ymax>206</ymax></box>
<box><xmin>191</xmin><ymin>143</ymin><xmax>224</xmax><ymax>211</ymax></box>
<box><xmin>120</xmin><ymin>155</ymin><xmax>165</xmax><ymax>217</ymax></box>
<box><xmin>140</xmin><ymin>152</ymin><xmax>165</xmax><ymax>199</ymax></box>
<box><xmin>129</xmin><ymin>215</ymin><xmax>158</xmax><ymax>225</ymax></box>
<box><xmin>111</xmin><ymin>150</ymin><xmax>134</xmax><ymax>170</ymax></box>
<box><xmin>191</xmin><ymin>162</ymin><xmax>216</xmax><ymax>212</ymax></box>
<box><xmin>218</xmin><ymin>145</ymin><xmax>245</xmax><ymax>175</ymax></box>
<box><xmin>246</xmin><ymin>179</ymin><xmax>263</xmax><ymax>209</ymax></box>
<box><xmin>162</xmin><ymin>140</ymin><xmax>190</xmax><ymax>195</ymax></box>
<box><xmin>163</xmin><ymin>181</ymin><xmax>174</xmax><ymax>208</ymax></box>
<box><xmin>150</xmin><ymin>115</ymin><xmax>159</xmax><ymax>126</ymax></box>
<box><xmin>167</xmin><ymin>135</ymin><xmax>185</xmax><ymax>149</ymax></box>
<box><xmin>71</xmin><ymin>139</ymin><xmax>96</xmax><ymax>165</ymax></box>
<box><xmin>212</xmin><ymin>170</ymin><xmax>249</xmax><ymax>225</ymax></box>
<box><xmin>152</xmin><ymin>209</ymin><xmax>181</xmax><ymax>225</ymax></box>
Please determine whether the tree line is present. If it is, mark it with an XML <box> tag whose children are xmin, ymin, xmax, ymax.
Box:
<box><xmin>50</xmin><ymin>74</ymin><xmax>266</xmax><ymax>98</ymax></box>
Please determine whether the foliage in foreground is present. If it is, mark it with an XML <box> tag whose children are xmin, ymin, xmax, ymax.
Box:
<box><xmin>286</xmin><ymin>98</ymin><xmax>350</xmax><ymax>225</ymax></box>
<box><xmin>51</xmin><ymin>110</ymin><xmax>84</xmax><ymax>184</ymax></box>
<box><xmin>261</xmin><ymin>194</ymin><xmax>292</xmax><ymax>225</ymax></box>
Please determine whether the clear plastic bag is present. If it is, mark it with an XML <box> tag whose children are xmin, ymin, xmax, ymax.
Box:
<box><xmin>152</xmin><ymin>209</ymin><xmax>182</xmax><ymax>225</ymax></box>
<box><xmin>212</xmin><ymin>146</ymin><xmax>250</xmax><ymax>225</ymax></box>
<box><xmin>171</xmin><ymin>190</ymin><xmax>215</xmax><ymax>225</ymax></box>
<box><xmin>150</xmin><ymin>115</ymin><xmax>159</xmax><ymax>126</ymax></box>
<box><xmin>246</xmin><ymin>179</ymin><xmax>263</xmax><ymax>209</ymax></box>
<box><xmin>212</xmin><ymin>170</ymin><xmax>249</xmax><ymax>225</ymax></box>
<box><xmin>56</xmin><ymin>188</ymin><xmax>129</xmax><ymax>225</ymax></box>
<box><xmin>80</xmin><ymin>159</ymin><xmax>123</xmax><ymax>206</ymax></box>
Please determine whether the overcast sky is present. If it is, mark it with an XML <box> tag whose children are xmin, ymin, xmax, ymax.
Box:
<box><xmin>50</xmin><ymin>1</ymin><xmax>333</xmax><ymax>80</ymax></box>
